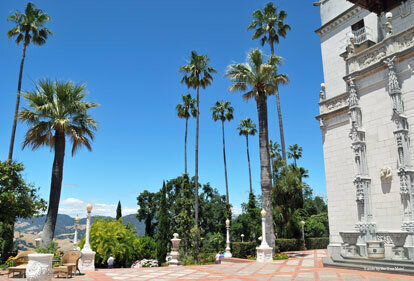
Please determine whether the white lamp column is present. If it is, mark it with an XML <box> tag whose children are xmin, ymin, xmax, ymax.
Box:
<box><xmin>79</xmin><ymin>204</ymin><xmax>96</xmax><ymax>271</ymax></box>
<box><xmin>300</xmin><ymin>220</ymin><xmax>306</xmax><ymax>250</ymax></box>
<box><xmin>224</xmin><ymin>219</ymin><xmax>232</xmax><ymax>258</ymax></box>
<box><xmin>73</xmin><ymin>216</ymin><xmax>80</xmax><ymax>250</ymax></box>
<box><xmin>256</xmin><ymin>209</ymin><xmax>273</xmax><ymax>262</ymax></box>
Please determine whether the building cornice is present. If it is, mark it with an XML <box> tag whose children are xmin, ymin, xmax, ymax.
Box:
<box><xmin>315</xmin><ymin>5</ymin><xmax>362</xmax><ymax>36</ymax></box>
<box><xmin>315</xmin><ymin>92</ymin><xmax>350</xmax><ymax>127</ymax></box>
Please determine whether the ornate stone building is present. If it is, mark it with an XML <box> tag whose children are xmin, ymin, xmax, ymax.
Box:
<box><xmin>315</xmin><ymin>0</ymin><xmax>414</xmax><ymax>261</ymax></box>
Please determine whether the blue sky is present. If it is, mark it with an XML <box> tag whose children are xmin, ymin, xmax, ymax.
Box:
<box><xmin>1</xmin><ymin>0</ymin><xmax>326</xmax><ymax>218</ymax></box>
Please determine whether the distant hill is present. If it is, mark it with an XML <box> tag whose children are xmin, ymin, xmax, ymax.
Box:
<box><xmin>14</xmin><ymin>213</ymin><xmax>145</xmax><ymax>252</ymax></box>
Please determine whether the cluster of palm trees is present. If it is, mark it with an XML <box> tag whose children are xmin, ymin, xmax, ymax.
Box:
<box><xmin>175</xmin><ymin>2</ymin><xmax>291</xmax><ymax>253</ymax></box>
<box><xmin>6</xmin><ymin>2</ymin><xmax>98</xmax><ymax>246</ymax></box>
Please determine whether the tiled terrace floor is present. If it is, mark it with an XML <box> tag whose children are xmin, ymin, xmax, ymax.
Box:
<box><xmin>1</xmin><ymin>250</ymin><xmax>413</xmax><ymax>281</ymax></box>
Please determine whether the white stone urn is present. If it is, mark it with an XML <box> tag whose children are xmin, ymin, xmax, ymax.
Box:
<box><xmin>26</xmin><ymin>253</ymin><xmax>53</xmax><ymax>281</ymax></box>
<box><xmin>169</xmin><ymin>233</ymin><xmax>181</xmax><ymax>266</ymax></box>
<box><xmin>339</xmin><ymin>231</ymin><xmax>360</xmax><ymax>257</ymax></box>
<box><xmin>389</xmin><ymin>231</ymin><xmax>408</xmax><ymax>260</ymax></box>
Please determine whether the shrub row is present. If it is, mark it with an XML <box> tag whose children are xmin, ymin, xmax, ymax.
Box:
<box><xmin>305</xmin><ymin>237</ymin><xmax>329</xmax><ymax>250</ymax></box>
<box><xmin>231</xmin><ymin>242</ymin><xmax>257</xmax><ymax>258</ymax></box>
<box><xmin>231</xmin><ymin>237</ymin><xmax>328</xmax><ymax>258</ymax></box>
<box><xmin>275</xmin><ymin>238</ymin><xmax>303</xmax><ymax>253</ymax></box>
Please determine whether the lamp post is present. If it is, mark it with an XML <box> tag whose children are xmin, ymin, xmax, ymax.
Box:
<box><xmin>256</xmin><ymin>209</ymin><xmax>273</xmax><ymax>262</ymax></box>
<box><xmin>73</xmin><ymin>216</ymin><xmax>80</xmax><ymax>250</ymax></box>
<box><xmin>241</xmin><ymin>234</ymin><xmax>244</xmax><ymax>243</ymax></box>
<box><xmin>79</xmin><ymin>203</ymin><xmax>96</xmax><ymax>271</ymax></box>
<box><xmin>224</xmin><ymin>219</ymin><xmax>232</xmax><ymax>258</ymax></box>
<box><xmin>300</xmin><ymin>220</ymin><xmax>306</xmax><ymax>251</ymax></box>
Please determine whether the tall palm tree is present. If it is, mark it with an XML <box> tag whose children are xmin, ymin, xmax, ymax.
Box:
<box><xmin>20</xmin><ymin>79</ymin><xmax>98</xmax><ymax>246</ymax></box>
<box><xmin>225</xmin><ymin>48</ymin><xmax>281</xmax><ymax>250</ymax></box>
<box><xmin>211</xmin><ymin>101</ymin><xmax>234</xmax><ymax>204</ymax></box>
<box><xmin>179</xmin><ymin>51</ymin><xmax>216</xmax><ymax>263</ymax></box>
<box><xmin>6</xmin><ymin>2</ymin><xmax>52</xmax><ymax>161</ymax></box>
<box><xmin>288</xmin><ymin>144</ymin><xmax>303</xmax><ymax>167</ymax></box>
<box><xmin>176</xmin><ymin>94</ymin><xmax>197</xmax><ymax>174</ymax></box>
<box><xmin>237</xmin><ymin>118</ymin><xmax>257</xmax><ymax>194</ymax></box>
<box><xmin>247</xmin><ymin>2</ymin><xmax>290</xmax><ymax>163</ymax></box>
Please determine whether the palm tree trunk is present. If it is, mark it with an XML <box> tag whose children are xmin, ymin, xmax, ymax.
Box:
<box><xmin>194</xmin><ymin>84</ymin><xmax>200</xmax><ymax>264</ymax></box>
<box><xmin>184</xmin><ymin>117</ymin><xmax>188</xmax><ymax>174</ymax></box>
<box><xmin>256</xmin><ymin>94</ymin><xmax>275</xmax><ymax>250</ymax></box>
<box><xmin>246</xmin><ymin>135</ymin><xmax>253</xmax><ymax>194</ymax></box>
<box><xmin>275</xmin><ymin>85</ymin><xmax>287</xmax><ymax>164</ymax></box>
<box><xmin>8</xmin><ymin>43</ymin><xmax>28</xmax><ymax>161</ymax></box>
<box><xmin>222</xmin><ymin>121</ymin><xmax>229</xmax><ymax>204</ymax></box>
<box><xmin>41</xmin><ymin>132</ymin><xmax>65</xmax><ymax>246</ymax></box>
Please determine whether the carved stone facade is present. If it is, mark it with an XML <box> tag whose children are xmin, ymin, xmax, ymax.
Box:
<box><xmin>316</xmin><ymin>0</ymin><xmax>414</xmax><ymax>261</ymax></box>
<box><xmin>384</xmin><ymin>57</ymin><xmax>414</xmax><ymax>232</ymax></box>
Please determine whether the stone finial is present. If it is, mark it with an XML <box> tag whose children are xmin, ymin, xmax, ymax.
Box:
<box><xmin>319</xmin><ymin>83</ymin><xmax>326</xmax><ymax>102</ymax></box>
<box><xmin>384</xmin><ymin>12</ymin><xmax>393</xmax><ymax>37</ymax></box>
<box><xmin>173</xmin><ymin>233</ymin><xmax>179</xmax><ymax>239</ymax></box>
<box><xmin>346</xmin><ymin>33</ymin><xmax>355</xmax><ymax>56</ymax></box>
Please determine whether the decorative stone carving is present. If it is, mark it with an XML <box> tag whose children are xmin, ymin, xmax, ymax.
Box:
<box><xmin>402</xmin><ymin>221</ymin><xmax>414</xmax><ymax>232</ymax></box>
<box><xmin>384</xmin><ymin>57</ymin><xmax>414</xmax><ymax>232</ymax></box>
<box><xmin>346</xmin><ymin>34</ymin><xmax>355</xmax><ymax>56</ymax></box>
<box><xmin>169</xmin><ymin>233</ymin><xmax>181</xmax><ymax>266</ymax></box>
<box><xmin>78</xmin><ymin>251</ymin><xmax>95</xmax><ymax>271</ymax></box>
<box><xmin>389</xmin><ymin>232</ymin><xmax>408</xmax><ymax>260</ymax></box>
<box><xmin>347</xmin><ymin>26</ymin><xmax>414</xmax><ymax>74</ymax></box>
<box><xmin>26</xmin><ymin>254</ymin><xmax>53</xmax><ymax>281</ymax></box>
<box><xmin>315</xmin><ymin>6</ymin><xmax>362</xmax><ymax>36</ymax></box>
<box><xmin>383</xmin><ymin>12</ymin><xmax>393</xmax><ymax>38</ymax></box>
<box><xmin>319</xmin><ymin>92</ymin><xmax>349</xmax><ymax>115</ymax></box>
<box><xmin>380</xmin><ymin>167</ymin><xmax>393</xmax><ymax>182</ymax></box>
<box><xmin>376</xmin><ymin>233</ymin><xmax>393</xmax><ymax>245</ymax></box>
<box><xmin>399</xmin><ymin>1</ymin><xmax>411</xmax><ymax>18</ymax></box>
<box><xmin>340</xmin><ymin>231</ymin><xmax>360</xmax><ymax>257</ymax></box>
<box><xmin>319</xmin><ymin>83</ymin><xmax>326</xmax><ymax>102</ymax></box>
<box><xmin>356</xmin><ymin>222</ymin><xmax>376</xmax><ymax>234</ymax></box>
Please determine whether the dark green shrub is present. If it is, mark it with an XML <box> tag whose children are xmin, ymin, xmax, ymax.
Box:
<box><xmin>232</xmin><ymin>242</ymin><xmax>257</xmax><ymax>258</ymax></box>
<box><xmin>181</xmin><ymin>252</ymin><xmax>216</xmax><ymax>265</ymax></box>
<box><xmin>305</xmin><ymin>237</ymin><xmax>329</xmax><ymax>250</ymax></box>
<box><xmin>275</xmin><ymin>238</ymin><xmax>302</xmax><ymax>252</ymax></box>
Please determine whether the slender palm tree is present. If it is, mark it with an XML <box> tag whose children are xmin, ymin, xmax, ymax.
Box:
<box><xmin>247</xmin><ymin>2</ymin><xmax>290</xmax><ymax>163</ymax></box>
<box><xmin>225</xmin><ymin>48</ymin><xmax>281</xmax><ymax>250</ymax></box>
<box><xmin>237</xmin><ymin>118</ymin><xmax>257</xmax><ymax>194</ymax></box>
<box><xmin>288</xmin><ymin>144</ymin><xmax>303</xmax><ymax>167</ymax></box>
<box><xmin>176</xmin><ymin>94</ymin><xmax>197</xmax><ymax>174</ymax></box>
<box><xmin>20</xmin><ymin>79</ymin><xmax>98</xmax><ymax>246</ymax></box>
<box><xmin>6</xmin><ymin>2</ymin><xmax>52</xmax><ymax>161</ymax></box>
<box><xmin>211</xmin><ymin>101</ymin><xmax>234</xmax><ymax>204</ymax></box>
<box><xmin>179</xmin><ymin>51</ymin><xmax>216</xmax><ymax>263</ymax></box>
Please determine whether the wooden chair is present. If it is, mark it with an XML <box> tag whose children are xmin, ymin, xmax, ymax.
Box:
<box><xmin>7</xmin><ymin>251</ymin><xmax>35</xmax><ymax>278</ymax></box>
<box><xmin>53</xmin><ymin>265</ymin><xmax>73</xmax><ymax>279</ymax></box>
<box><xmin>61</xmin><ymin>250</ymin><xmax>82</xmax><ymax>275</ymax></box>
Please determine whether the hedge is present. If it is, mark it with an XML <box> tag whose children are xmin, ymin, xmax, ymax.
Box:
<box><xmin>232</xmin><ymin>242</ymin><xmax>257</xmax><ymax>258</ymax></box>
<box><xmin>305</xmin><ymin>237</ymin><xmax>329</xmax><ymax>250</ymax></box>
<box><xmin>231</xmin><ymin>237</ymin><xmax>329</xmax><ymax>258</ymax></box>
<box><xmin>275</xmin><ymin>239</ymin><xmax>303</xmax><ymax>253</ymax></box>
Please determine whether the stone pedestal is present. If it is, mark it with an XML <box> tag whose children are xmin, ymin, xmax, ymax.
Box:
<box><xmin>79</xmin><ymin>250</ymin><xmax>96</xmax><ymax>271</ymax></box>
<box><xmin>26</xmin><ymin>253</ymin><xmax>53</xmax><ymax>281</ymax></box>
<box><xmin>224</xmin><ymin>219</ymin><xmax>232</xmax><ymax>258</ymax></box>
<box><xmin>256</xmin><ymin>245</ymin><xmax>273</xmax><ymax>262</ymax></box>
<box><xmin>168</xmin><ymin>233</ymin><xmax>181</xmax><ymax>266</ymax></box>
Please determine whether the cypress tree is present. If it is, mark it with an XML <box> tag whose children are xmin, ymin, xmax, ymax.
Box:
<box><xmin>156</xmin><ymin>182</ymin><xmax>170</xmax><ymax>266</ymax></box>
<box><xmin>116</xmin><ymin>201</ymin><xmax>122</xmax><ymax>220</ymax></box>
